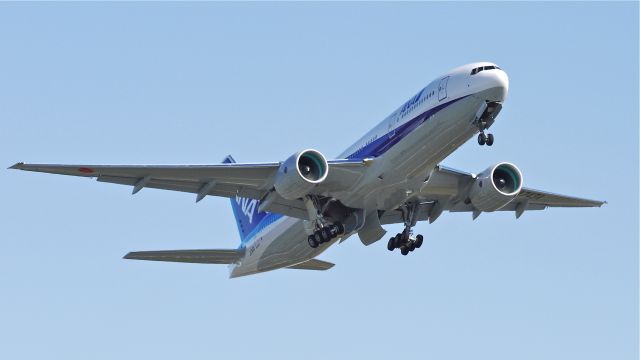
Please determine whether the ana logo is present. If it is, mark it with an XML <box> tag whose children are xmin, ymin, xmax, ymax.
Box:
<box><xmin>235</xmin><ymin>196</ymin><xmax>258</xmax><ymax>223</ymax></box>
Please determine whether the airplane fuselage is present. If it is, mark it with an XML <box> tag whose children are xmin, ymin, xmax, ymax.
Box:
<box><xmin>230</xmin><ymin>62</ymin><xmax>509</xmax><ymax>277</ymax></box>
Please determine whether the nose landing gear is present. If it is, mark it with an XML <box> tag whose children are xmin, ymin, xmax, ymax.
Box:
<box><xmin>478</xmin><ymin>132</ymin><xmax>494</xmax><ymax>146</ymax></box>
<box><xmin>474</xmin><ymin>101</ymin><xmax>501</xmax><ymax>146</ymax></box>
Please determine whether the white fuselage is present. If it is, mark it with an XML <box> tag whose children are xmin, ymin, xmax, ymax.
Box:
<box><xmin>230</xmin><ymin>62</ymin><xmax>509</xmax><ymax>277</ymax></box>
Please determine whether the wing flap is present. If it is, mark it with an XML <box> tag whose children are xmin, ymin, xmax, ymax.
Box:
<box><xmin>123</xmin><ymin>249</ymin><xmax>242</xmax><ymax>264</ymax></box>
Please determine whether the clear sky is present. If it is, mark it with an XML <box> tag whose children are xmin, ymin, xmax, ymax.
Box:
<box><xmin>0</xmin><ymin>2</ymin><xmax>637</xmax><ymax>359</ymax></box>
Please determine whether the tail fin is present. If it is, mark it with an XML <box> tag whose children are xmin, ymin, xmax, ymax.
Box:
<box><xmin>223</xmin><ymin>155</ymin><xmax>269</xmax><ymax>245</ymax></box>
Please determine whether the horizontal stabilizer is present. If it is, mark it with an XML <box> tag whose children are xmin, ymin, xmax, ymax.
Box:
<box><xmin>287</xmin><ymin>258</ymin><xmax>335</xmax><ymax>271</ymax></box>
<box><xmin>124</xmin><ymin>249</ymin><xmax>242</xmax><ymax>264</ymax></box>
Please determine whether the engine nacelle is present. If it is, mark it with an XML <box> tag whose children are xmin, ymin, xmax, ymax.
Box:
<box><xmin>273</xmin><ymin>149</ymin><xmax>329</xmax><ymax>200</ymax></box>
<box><xmin>469</xmin><ymin>162</ymin><xmax>523</xmax><ymax>211</ymax></box>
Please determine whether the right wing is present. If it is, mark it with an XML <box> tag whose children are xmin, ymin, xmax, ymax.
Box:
<box><xmin>9</xmin><ymin>158</ymin><xmax>368</xmax><ymax>220</ymax></box>
<box><xmin>380</xmin><ymin>165</ymin><xmax>604</xmax><ymax>224</ymax></box>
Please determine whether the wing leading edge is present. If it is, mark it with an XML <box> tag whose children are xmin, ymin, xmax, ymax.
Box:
<box><xmin>9</xmin><ymin>158</ymin><xmax>368</xmax><ymax>220</ymax></box>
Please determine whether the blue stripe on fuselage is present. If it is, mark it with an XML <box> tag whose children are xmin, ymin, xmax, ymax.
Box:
<box><xmin>238</xmin><ymin>94</ymin><xmax>469</xmax><ymax>247</ymax></box>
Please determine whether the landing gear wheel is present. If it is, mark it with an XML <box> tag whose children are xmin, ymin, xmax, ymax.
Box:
<box><xmin>415</xmin><ymin>234</ymin><xmax>423</xmax><ymax>248</ymax></box>
<box><xmin>387</xmin><ymin>238</ymin><xmax>395</xmax><ymax>251</ymax></box>
<box><xmin>308</xmin><ymin>235</ymin><xmax>319</xmax><ymax>248</ymax></box>
<box><xmin>486</xmin><ymin>133</ymin><xmax>494</xmax><ymax>146</ymax></box>
<box><xmin>478</xmin><ymin>133</ymin><xmax>487</xmax><ymax>145</ymax></box>
<box><xmin>400</xmin><ymin>246</ymin><xmax>409</xmax><ymax>256</ymax></box>
<box><xmin>408</xmin><ymin>241</ymin><xmax>416</xmax><ymax>252</ymax></box>
<box><xmin>321</xmin><ymin>227</ymin><xmax>332</xmax><ymax>242</ymax></box>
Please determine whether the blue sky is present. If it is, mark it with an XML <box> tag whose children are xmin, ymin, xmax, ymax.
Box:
<box><xmin>1</xmin><ymin>2</ymin><xmax>637</xmax><ymax>359</ymax></box>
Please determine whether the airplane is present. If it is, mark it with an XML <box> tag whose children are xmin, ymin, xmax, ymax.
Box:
<box><xmin>10</xmin><ymin>61</ymin><xmax>605</xmax><ymax>278</ymax></box>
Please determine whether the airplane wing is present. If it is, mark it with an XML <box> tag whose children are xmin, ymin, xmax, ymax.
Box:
<box><xmin>9</xmin><ymin>159</ymin><xmax>368</xmax><ymax>219</ymax></box>
<box><xmin>124</xmin><ymin>249</ymin><xmax>243</xmax><ymax>264</ymax></box>
<box><xmin>380</xmin><ymin>164</ymin><xmax>605</xmax><ymax>224</ymax></box>
<box><xmin>436</xmin><ymin>164</ymin><xmax>605</xmax><ymax>208</ymax></box>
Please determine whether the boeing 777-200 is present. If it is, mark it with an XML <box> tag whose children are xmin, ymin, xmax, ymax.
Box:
<box><xmin>11</xmin><ymin>62</ymin><xmax>604</xmax><ymax>277</ymax></box>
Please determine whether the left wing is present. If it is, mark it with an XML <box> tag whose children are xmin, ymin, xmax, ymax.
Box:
<box><xmin>380</xmin><ymin>164</ymin><xmax>604</xmax><ymax>224</ymax></box>
<box><xmin>9</xmin><ymin>159</ymin><xmax>367</xmax><ymax>219</ymax></box>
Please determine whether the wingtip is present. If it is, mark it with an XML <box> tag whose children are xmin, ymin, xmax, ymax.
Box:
<box><xmin>123</xmin><ymin>252</ymin><xmax>135</xmax><ymax>260</ymax></box>
<box><xmin>8</xmin><ymin>162</ymin><xmax>24</xmax><ymax>170</ymax></box>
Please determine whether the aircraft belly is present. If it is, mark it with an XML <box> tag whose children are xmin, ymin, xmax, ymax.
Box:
<box><xmin>231</xmin><ymin>88</ymin><xmax>502</xmax><ymax>277</ymax></box>
<box><xmin>342</xmin><ymin>95</ymin><xmax>482</xmax><ymax>210</ymax></box>
<box><xmin>230</xmin><ymin>217</ymin><xmax>334</xmax><ymax>277</ymax></box>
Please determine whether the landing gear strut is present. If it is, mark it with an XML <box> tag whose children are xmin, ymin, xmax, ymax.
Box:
<box><xmin>387</xmin><ymin>202</ymin><xmax>424</xmax><ymax>256</ymax></box>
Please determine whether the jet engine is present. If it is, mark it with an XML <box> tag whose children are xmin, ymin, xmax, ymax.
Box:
<box><xmin>273</xmin><ymin>149</ymin><xmax>329</xmax><ymax>200</ymax></box>
<box><xmin>469</xmin><ymin>162</ymin><xmax>523</xmax><ymax>211</ymax></box>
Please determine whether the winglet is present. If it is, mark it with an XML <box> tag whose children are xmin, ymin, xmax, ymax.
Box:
<box><xmin>8</xmin><ymin>162</ymin><xmax>24</xmax><ymax>170</ymax></box>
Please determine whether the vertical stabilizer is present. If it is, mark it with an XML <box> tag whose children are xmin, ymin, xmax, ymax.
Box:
<box><xmin>222</xmin><ymin>155</ymin><xmax>269</xmax><ymax>245</ymax></box>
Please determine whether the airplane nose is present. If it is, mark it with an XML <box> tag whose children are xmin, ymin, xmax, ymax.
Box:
<box><xmin>487</xmin><ymin>69</ymin><xmax>509</xmax><ymax>102</ymax></box>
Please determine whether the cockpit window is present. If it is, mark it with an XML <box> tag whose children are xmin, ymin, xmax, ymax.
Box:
<box><xmin>471</xmin><ymin>65</ymin><xmax>500</xmax><ymax>75</ymax></box>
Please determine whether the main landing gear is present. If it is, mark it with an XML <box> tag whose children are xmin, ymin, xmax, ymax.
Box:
<box><xmin>307</xmin><ymin>223</ymin><xmax>344</xmax><ymax>249</ymax></box>
<box><xmin>387</xmin><ymin>231</ymin><xmax>423</xmax><ymax>255</ymax></box>
<box><xmin>387</xmin><ymin>202</ymin><xmax>424</xmax><ymax>256</ymax></box>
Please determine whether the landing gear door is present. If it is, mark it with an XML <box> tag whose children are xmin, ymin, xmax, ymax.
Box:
<box><xmin>438</xmin><ymin>76</ymin><xmax>449</xmax><ymax>101</ymax></box>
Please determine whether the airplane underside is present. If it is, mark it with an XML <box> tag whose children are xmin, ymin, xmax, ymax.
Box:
<box><xmin>10</xmin><ymin>62</ymin><xmax>604</xmax><ymax>278</ymax></box>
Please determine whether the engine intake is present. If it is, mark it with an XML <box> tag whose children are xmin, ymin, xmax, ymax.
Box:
<box><xmin>274</xmin><ymin>149</ymin><xmax>329</xmax><ymax>200</ymax></box>
<box><xmin>469</xmin><ymin>162</ymin><xmax>523</xmax><ymax>211</ymax></box>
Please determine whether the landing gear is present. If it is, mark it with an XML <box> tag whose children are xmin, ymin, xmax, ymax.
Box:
<box><xmin>303</xmin><ymin>195</ymin><xmax>346</xmax><ymax>249</ymax></box>
<box><xmin>307</xmin><ymin>223</ymin><xmax>344</xmax><ymax>248</ymax></box>
<box><xmin>386</xmin><ymin>202</ymin><xmax>424</xmax><ymax>256</ymax></box>
<box><xmin>474</xmin><ymin>101</ymin><xmax>502</xmax><ymax>147</ymax></box>
<box><xmin>477</xmin><ymin>132</ymin><xmax>494</xmax><ymax>146</ymax></box>
<box><xmin>478</xmin><ymin>133</ymin><xmax>486</xmax><ymax>145</ymax></box>
<box><xmin>387</xmin><ymin>230</ymin><xmax>424</xmax><ymax>255</ymax></box>
<box><xmin>486</xmin><ymin>133</ymin><xmax>494</xmax><ymax>146</ymax></box>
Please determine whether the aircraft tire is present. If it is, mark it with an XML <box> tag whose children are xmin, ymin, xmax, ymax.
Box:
<box><xmin>322</xmin><ymin>227</ymin><xmax>332</xmax><ymax>242</ymax></box>
<box><xmin>400</xmin><ymin>246</ymin><xmax>409</xmax><ymax>256</ymax></box>
<box><xmin>415</xmin><ymin>234</ymin><xmax>424</xmax><ymax>248</ymax></box>
<box><xmin>486</xmin><ymin>133</ymin><xmax>494</xmax><ymax>146</ymax></box>
<box><xmin>387</xmin><ymin>238</ymin><xmax>395</xmax><ymax>251</ymax></box>
<box><xmin>408</xmin><ymin>241</ymin><xmax>416</xmax><ymax>251</ymax></box>
<box><xmin>308</xmin><ymin>236</ymin><xmax>319</xmax><ymax>248</ymax></box>
<box><xmin>478</xmin><ymin>133</ymin><xmax>486</xmax><ymax>145</ymax></box>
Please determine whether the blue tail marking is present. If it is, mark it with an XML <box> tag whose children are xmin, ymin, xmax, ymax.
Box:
<box><xmin>223</xmin><ymin>155</ymin><xmax>270</xmax><ymax>246</ymax></box>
